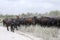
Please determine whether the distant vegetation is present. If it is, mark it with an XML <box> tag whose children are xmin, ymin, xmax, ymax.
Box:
<box><xmin>0</xmin><ymin>10</ymin><xmax>60</xmax><ymax>19</ymax></box>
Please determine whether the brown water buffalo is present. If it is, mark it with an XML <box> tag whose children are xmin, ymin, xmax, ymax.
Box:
<box><xmin>24</xmin><ymin>17</ymin><xmax>35</xmax><ymax>25</ymax></box>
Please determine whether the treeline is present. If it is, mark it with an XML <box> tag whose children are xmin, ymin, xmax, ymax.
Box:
<box><xmin>0</xmin><ymin>10</ymin><xmax>60</xmax><ymax>18</ymax></box>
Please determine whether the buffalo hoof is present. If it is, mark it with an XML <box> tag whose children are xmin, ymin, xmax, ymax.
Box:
<box><xmin>7</xmin><ymin>30</ymin><xmax>9</xmax><ymax>31</ymax></box>
<box><xmin>12</xmin><ymin>30</ymin><xmax>14</xmax><ymax>32</ymax></box>
<box><xmin>7</xmin><ymin>29</ymin><xmax>9</xmax><ymax>31</ymax></box>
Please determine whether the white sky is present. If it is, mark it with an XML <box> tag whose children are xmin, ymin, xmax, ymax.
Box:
<box><xmin>0</xmin><ymin>0</ymin><xmax>60</xmax><ymax>15</ymax></box>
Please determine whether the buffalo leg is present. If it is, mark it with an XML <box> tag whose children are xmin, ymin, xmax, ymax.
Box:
<box><xmin>14</xmin><ymin>25</ymin><xmax>18</xmax><ymax>30</ymax></box>
<box><xmin>18</xmin><ymin>24</ymin><xmax>20</xmax><ymax>27</ymax></box>
<box><xmin>7</xmin><ymin>25</ymin><xmax>9</xmax><ymax>31</ymax></box>
<box><xmin>11</xmin><ymin>26</ymin><xmax>14</xmax><ymax>32</ymax></box>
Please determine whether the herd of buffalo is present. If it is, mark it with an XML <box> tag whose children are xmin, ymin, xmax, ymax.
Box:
<box><xmin>2</xmin><ymin>16</ymin><xmax>60</xmax><ymax>32</ymax></box>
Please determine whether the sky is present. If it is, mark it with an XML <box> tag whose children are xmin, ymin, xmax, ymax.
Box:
<box><xmin>0</xmin><ymin>0</ymin><xmax>60</xmax><ymax>15</ymax></box>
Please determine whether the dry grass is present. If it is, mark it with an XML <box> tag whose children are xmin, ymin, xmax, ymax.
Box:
<box><xmin>18</xmin><ymin>25</ymin><xmax>60</xmax><ymax>40</ymax></box>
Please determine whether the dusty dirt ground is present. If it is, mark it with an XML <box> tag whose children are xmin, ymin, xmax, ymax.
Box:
<box><xmin>1</xmin><ymin>23</ymin><xmax>60</xmax><ymax>40</ymax></box>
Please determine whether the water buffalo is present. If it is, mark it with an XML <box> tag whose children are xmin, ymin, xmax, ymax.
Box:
<box><xmin>3</xmin><ymin>18</ymin><xmax>19</xmax><ymax>32</ymax></box>
<box><xmin>3</xmin><ymin>18</ymin><xmax>8</xmax><ymax>26</ymax></box>
<box><xmin>24</xmin><ymin>17</ymin><xmax>35</xmax><ymax>25</ymax></box>
<box><xmin>3</xmin><ymin>18</ymin><xmax>14</xmax><ymax>32</ymax></box>
<box><xmin>53</xmin><ymin>17</ymin><xmax>60</xmax><ymax>27</ymax></box>
<box><xmin>44</xmin><ymin>17</ymin><xmax>60</xmax><ymax>27</ymax></box>
<box><xmin>47</xmin><ymin>18</ymin><xmax>56</xmax><ymax>27</ymax></box>
<box><xmin>32</xmin><ymin>16</ymin><xmax>39</xmax><ymax>25</ymax></box>
<box><xmin>37</xmin><ymin>17</ymin><xmax>51</xmax><ymax>26</ymax></box>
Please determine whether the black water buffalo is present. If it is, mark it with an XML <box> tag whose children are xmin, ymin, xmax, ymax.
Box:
<box><xmin>41</xmin><ymin>17</ymin><xmax>60</xmax><ymax>27</ymax></box>
<box><xmin>3</xmin><ymin>18</ymin><xmax>14</xmax><ymax>32</ymax></box>
<box><xmin>47</xmin><ymin>18</ymin><xmax>56</xmax><ymax>27</ymax></box>
<box><xmin>47</xmin><ymin>17</ymin><xmax>60</xmax><ymax>27</ymax></box>
<box><xmin>3</xmin><ymin>18</ymin><xmax>19</xmax><ymax>32</ymax></box>
<box><xmin>32</xmin><ymin>16</ymin><xmax>39</xmax><ymax>25</ymax></box>
<box><xmin>53</xmin><ymin>17</ymin><xmax>60</xmax><ymax>27</ymax></box>
<box><xmin>3</xmin><ymin>18</ymin><xmax>8</xmax><ymax>26</ymax></box>
<box><xmin>18</xmin><ymin>18</ymin><xmax>26</xmax><ymax>25</ymax></box>
<box><xmin>37</xmin><ymin>17</ymin><xmax>51</xmax><ymax>26</ymax></box>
